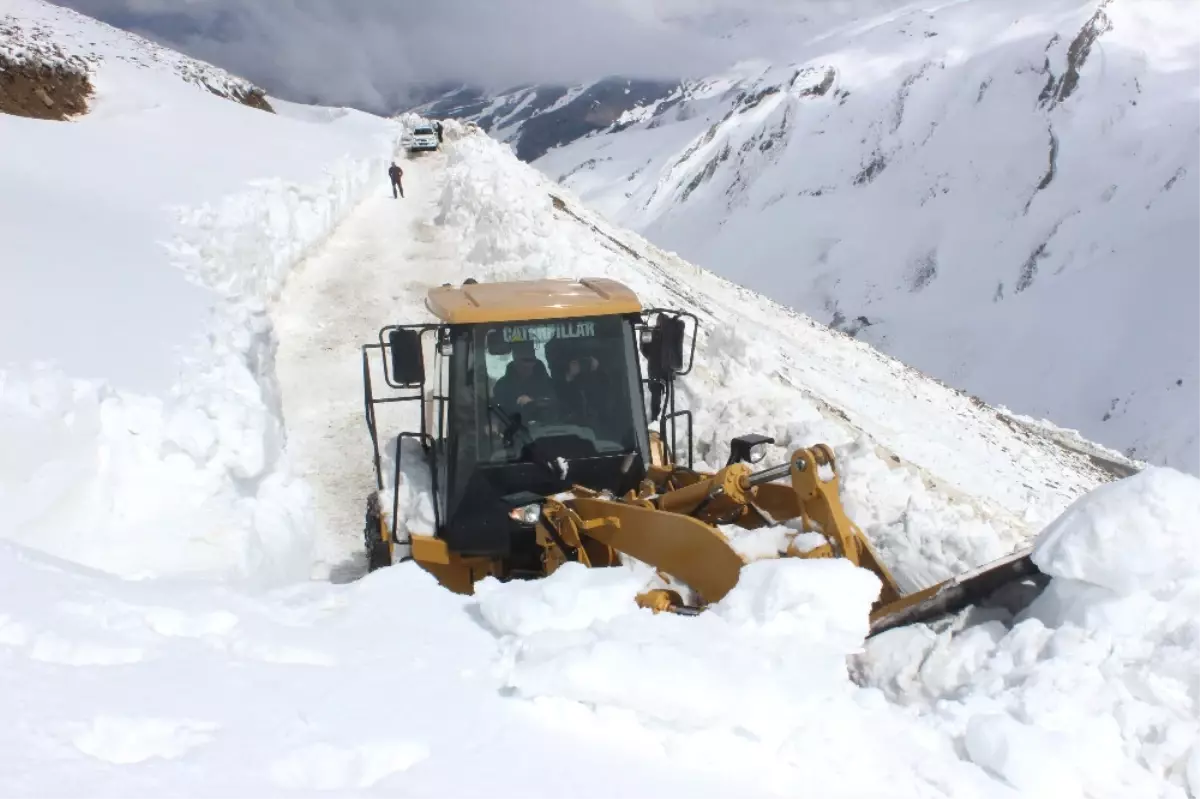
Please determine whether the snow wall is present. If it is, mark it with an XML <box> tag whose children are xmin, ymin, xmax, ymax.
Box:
<box><xmin>0</xmin><ymin>122</ymin><xmax>410</xmax><ymax>584</ymax></box>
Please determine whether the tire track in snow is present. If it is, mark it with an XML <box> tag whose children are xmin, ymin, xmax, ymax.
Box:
<box><xmin>273</xmin><ymin>151</ymin><xmax>454</xmax><ymax>581</ymax></box>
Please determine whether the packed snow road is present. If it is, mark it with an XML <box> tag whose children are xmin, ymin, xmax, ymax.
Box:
<box><xmin>274</xmin><ymin>149</ymin><xmax>454</xmax><ymax>582</ymax></box>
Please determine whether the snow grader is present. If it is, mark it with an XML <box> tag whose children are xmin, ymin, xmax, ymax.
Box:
<box><xmin>360</xmin><ymin>277</ymin><xmax>1044</xmax><ymax>635</ymax></box>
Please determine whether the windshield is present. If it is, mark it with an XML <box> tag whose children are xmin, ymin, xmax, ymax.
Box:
<box><xmin>471</xmin><ymin>314</ymin><xmax>647</xmax><ymax>465</ymax></box>
<box><xmin>414</xmin><ymin>127</ymin><xmax>435</xmax><ymax>135</ymax></box>
<box><xmin>438</xmin><ymin>313</ymin><xmax>650</xmax><ymax>549</ymax></box>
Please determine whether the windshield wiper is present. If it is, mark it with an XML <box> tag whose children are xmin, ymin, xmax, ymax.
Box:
<box><xmin>487</xmin><ymin>402</ymin><xmax>527</xmax><ymax>447</ymax></box>
<box><xmin>487</xmin><ymin>403</ymin><xmax>565</xmax><ymax>481</ymax></box>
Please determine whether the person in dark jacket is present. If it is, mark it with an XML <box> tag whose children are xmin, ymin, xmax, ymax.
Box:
<box><xmin>550</xmin><ymin>339</ymin><xmax>616</xmax><ymax>437</ymax></box>
<box><xmin>492</xmin><ymin>341</ymin><xmax>555</xmax><ymax>418</ymax></box>
<box><xmin>434</xmin><ymin>120</ymin><xmax>444</xmax><ymax>143</ymax></box>
<box><xmin>388</xmin><ymin>162</ymin><xmax>404</xmax><ymax>198</ymax></box>
<box><xmin>555</xmin><ymin>351</ymin><xmax>600</xmax><ymax>421</ymax></box>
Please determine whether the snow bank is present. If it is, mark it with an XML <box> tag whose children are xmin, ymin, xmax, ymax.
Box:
<box><xmin>0</xmin><ymin>144</ymin><xmax>397</xmax><ymax>582</ymax></box>
<box><xmin>1031</xmin><ymin>466</ymin><xmax>1199</xmax><ymax>596</ymax></box>
<box><xmin>0</xmin><ymin>2</ymin><xmax>407</xmax><ymax>581</ymax></box>
<box><xmin>0</xmin><ymin>542</ymin><xmax>748</xmax><ymax>797</ymax></box>
<box><xmin>475</xmin><ymin>558</ymin><xmax>880</xmax><ymax>739</ymax></box>
<box><xmin>474</xmin><ymin>562</ymin><xmax>645</xmax><ymax>637</ymax></box>
<box><xmin>859</xmin><ymin>467</ymin><xmax>1200</xmax><ymax>798</ymax></box>
<box><xmin>469</xmin><ymin>558</ymin><xmax>1018</xmax><ymax>795</ymax></box>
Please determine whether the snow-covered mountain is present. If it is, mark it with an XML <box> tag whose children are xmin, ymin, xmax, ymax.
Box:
<box><xmin>2</xmin><ymin>1</ymin><xmax>1199</xmax><ymax>796</ymax></box>
<box><xmin>434</xmin><ymin>0</ymin><xmax>1200</xmax><ymax>476</ymax></box>
<box><xmin>0</xmin><ymin>0</ymin><xmax>271</xmax><ymax>118</ymax></box>
<box><xmin>413</xmin><ymin>76</ymin><xmax>679</xmax><ymax>161</ymax></box>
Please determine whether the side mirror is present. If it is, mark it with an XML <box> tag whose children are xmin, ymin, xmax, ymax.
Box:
<box><xmin>388</xmin><ymin>328</ymin><xmax>424</xmax><ymax>386</ymax></box>
<box><xmin>643</xmin><ymin>314</ymin><xmax>687</xmax><ymax>377</ymax></box>
<box><xmin>659</xmin><ymin>314</ymin><xmax>686</xmax><ymax>373</ymax></box>
<box><xmin>726</xmin><ymin>434</ymin><xmax>775</xmax><ymax>467</ymax></box>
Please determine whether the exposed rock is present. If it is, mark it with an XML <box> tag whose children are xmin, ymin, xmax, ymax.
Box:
<box><xmin>0</xmin><ymin>52</ymin><xmax>92</xmax><ymax>120</ymax></box>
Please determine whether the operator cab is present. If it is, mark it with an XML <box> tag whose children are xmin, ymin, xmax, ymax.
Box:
<box><xmin>442</xmin><ymin>312</ymin><xmax>651</xmax><ymax>556</ymax></box>
<box><xmin>362</xmin><ymin>278</ymin><xmax>694</xmax><ymax>565</ymax></box>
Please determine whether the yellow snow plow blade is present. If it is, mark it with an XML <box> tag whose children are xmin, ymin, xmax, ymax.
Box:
<box><xmin>866</xmin><ymin>548</ymin><xmax>1045</xmax><ymax>636</ymax></box>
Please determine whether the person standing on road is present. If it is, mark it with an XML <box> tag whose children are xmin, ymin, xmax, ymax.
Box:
<box><xmin>388</xmin><ymin>162</ymin><xmax>404</xmax><ymax>199</ymax></box>
<box><xmin>434</xmin><ymin>120</ymin><xmax>444</xmax><ymax>143</ymax></box>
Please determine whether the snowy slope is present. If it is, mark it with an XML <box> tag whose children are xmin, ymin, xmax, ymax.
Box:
<box><xmin>0</xmin><ymin>0</ymin><xmax>400</xmax><ymax>581</ymax></box>
<box><xmin>1</xmin><ymin>0</ymin><xmax>396</xmax><ymax>393</ymax></box>
<box><xmin>525</xmin><ymin>0</ymin><xmax>1200</xmax><ymax>475</ymax></box>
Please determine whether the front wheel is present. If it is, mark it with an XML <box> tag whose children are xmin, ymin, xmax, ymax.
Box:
<box><xmin>363</xmin><ymin>492</ymin><xmax>393</xmax><ymax>572</ymax></box>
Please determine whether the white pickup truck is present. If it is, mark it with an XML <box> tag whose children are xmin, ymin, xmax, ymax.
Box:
<box><xmin>403</xmin><ymin>124</ymin><xmax>440</xmax><ymax>153</ymax></box>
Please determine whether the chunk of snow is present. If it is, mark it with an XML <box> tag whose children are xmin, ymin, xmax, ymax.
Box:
<box><xmin>268</xmin><ymin>740</ymin><xmax>429</xmax><ymax>790</ymax></box>
<box><xmin>1031</xmin><ymin>466</ymin><xmax>1200</xmax><ymax>596</ymax></box>
<box><xmin>474</xmin><ymin>562</ymin><xmax>644</xmax><ymax>637</ymax></box>
<box><xmin>964</xmin><ymin>713</ymin><xmax>1084</xmax><ymax>798</ymax></box>
<box><xmin>711</xmin><ymin>557</ymin><xmax>881</xmax><ymax>645</ymax></box>
<box><xmin>720</xmin><ymin>523</ymin><xmax>790</xmax><ymax>559</ymax></box>
<box><xmin>480</xmin><ymin>558</ymin><xmax>881</xmax><ymax>744</ymax></box>
<box><xmin>72</xmin><ymin>716</ymin><xmax>220</xmax><ymax>764</ymax></box>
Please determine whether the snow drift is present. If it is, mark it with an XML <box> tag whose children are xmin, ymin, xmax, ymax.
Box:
<box><xmin>0</xmin><ymin>0</ymin><xmax>403</xmax><ymax>581</ymax></box>
<box><xmin>858</xmin><ymin>466</ymin><xmax>1200</xmax><ymax>798</ymax></box>
<box><xmin>470</xmin><ymin>466</ymin><xmax>1200</xmax><ymax>798</ymax></box>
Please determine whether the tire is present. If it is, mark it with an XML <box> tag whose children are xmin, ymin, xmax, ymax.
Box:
<box><xmin>363</xmin><ymin>492</ymin><xmax>393</xmax><ymax>572</ymax></box>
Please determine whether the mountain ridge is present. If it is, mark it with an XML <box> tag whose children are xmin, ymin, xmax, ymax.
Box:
<box><xmin>416</xmin><ymin>0</ymin><xmax>1200</xmax><ymax>474</ymax></box>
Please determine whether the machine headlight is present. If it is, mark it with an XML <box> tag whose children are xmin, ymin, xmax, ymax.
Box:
<box><xmin>509</xmin><ymin>503</ymin><xmax>542</xmax><ymax>524</ymax></box>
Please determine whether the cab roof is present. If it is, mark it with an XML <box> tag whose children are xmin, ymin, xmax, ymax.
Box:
<box><xmin>425</xmin><ymin>277</ymin><xmax>642</xmax><ymax>324</ymax></box>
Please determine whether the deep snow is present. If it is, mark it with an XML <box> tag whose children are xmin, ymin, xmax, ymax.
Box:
<box><xmin>0</xmin><ymin>540</ymin><xmax>764</xmax><ymax>798</ymax></box>
<box><xmin>857</xmin><ymin>466</ymin><xmax>1200</xmax><ymax>798</ymax></box>
<box><xmin>1</xmin><ymin>0</ymin><xmax>399</xmax><ymax>583</ymax></box>
<box><xmin>2</xmin><ymin>2</ymin><xmax>1198</xmax><ymax>796</ymax></box>
<box><xmin>526</xmin><ymin>0</ymin><xmax>1200</xmax><ymax>475</ymax></box>
<box><xmin>0</xmin><ymin>0</ymin><xmax>398</xmax><ymax>394</ymax></box>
